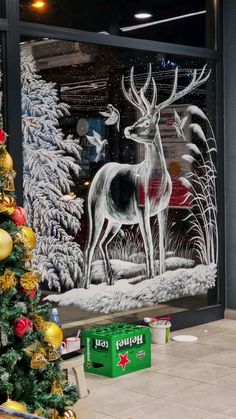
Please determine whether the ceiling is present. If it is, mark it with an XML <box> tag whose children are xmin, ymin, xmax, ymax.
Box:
<box><xmin>19</xmin><ymin>0</ymin><xmax>214</xmax><ymax>48</ymax></box>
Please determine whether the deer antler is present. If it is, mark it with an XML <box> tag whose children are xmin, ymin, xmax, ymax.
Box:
<box><xmin>155</xmin><ymin>65</ymin><xmax>211</xmax><ymax>113</ymax></box>
<box><xmin>122</xmin><ymin>64</ymin><xmax>211</xmax><ymax>117</ymax></box>
<box><xmin>122</xmin><ymin>64</ymin><xmax>152</xmax><ymax>115</ymax></box>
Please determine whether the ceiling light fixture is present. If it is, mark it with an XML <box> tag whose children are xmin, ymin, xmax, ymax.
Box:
<box><xmin>31</xmin><ymin>1</ymin><xmax>45</xmax><ymax>8</ymax></box>
<box><xmin>134</xmin><ymin>12</ymin><xmax>153</xmax><ymax>19</ymax></box>
<box><xmin>122</xmin><ymin>10</ymin><xmax>206</xmax><ymax>32</ymax></box>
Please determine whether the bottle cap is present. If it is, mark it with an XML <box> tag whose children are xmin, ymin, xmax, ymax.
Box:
<box><xmin>51</xmin><ymin>308</ymin><xmax>58</xmax><ymax>315</ymax></box>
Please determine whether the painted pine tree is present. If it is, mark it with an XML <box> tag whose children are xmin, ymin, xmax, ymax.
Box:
<box><xmin>21</xmin><ymin>55</ymin><xmax>83</xmax><ymax>291</ymax></box>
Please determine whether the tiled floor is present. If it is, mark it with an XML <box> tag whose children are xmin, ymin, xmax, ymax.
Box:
<box><xmin>84</xmin><ymin>319</ymin><xmax>236</xmax><ymax>419</ymax></box>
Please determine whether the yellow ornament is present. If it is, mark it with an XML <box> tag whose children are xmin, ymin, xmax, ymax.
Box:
<box><xmin>0</xmin><ymin>147</ymin><xmax>13</xmax><ymax>171</ymax></box>
<box><xmin>44</xmin><ymin>322</ymin><xmax>63</xmax><ymax>350</ymax></box>
<box><xmin>1</xmin><ymin>399</ymin><xmax>28</xmax><ymax>417</ymax></box>
<box><xmin>20</xmin><ymin>271</ymin><xmax>40</xmax><ymax>290</ymax></box>
<box><xmin>0</xmin><ymin>194</ymin><xmax>16</xmax><ymax>215</ymax></box>
<box><xmin>0</xmin><ymin>229</ymin><xmax>13</xmax><ymax>261</ymax></box>
<box><xmin>0</xmin><ymin>269</ymin><xmax>16</xmax><ymax>291</ymax></box>
<box><xmin>20</xmin><ymin>226</ymin><xmax>36</xmax><ymax>250</ymax></box>
<box><xmin>63</xmin><ymin>409</ymin><xmax>77</xmax><ymax>419</ymax></box>
<box><xmin>51</xmin><ymin>378</ymin><xmax>63</xmax><ymax>396</ymax></box>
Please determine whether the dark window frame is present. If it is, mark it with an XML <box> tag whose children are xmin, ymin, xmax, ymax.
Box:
<box><xmin>0</xmin><ymin>0</ymin><xmax>224</xmax><ymax>326</ymax></box>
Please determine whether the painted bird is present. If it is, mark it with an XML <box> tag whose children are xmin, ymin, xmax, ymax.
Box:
<box><xmin>100</xmin><ymin>104</ymin><xmax>120</xmax><ymax>132</ymax></box>
<box><xmin>86</xmin><ymin>130</ymin><xmax>108</xmax><ymax>163</ymax></box>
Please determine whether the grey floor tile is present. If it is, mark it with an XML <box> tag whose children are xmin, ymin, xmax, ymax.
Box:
<box><xmin>210</xmin><ymin>372</ymin><xmax>236</xmax><ymax>388</ymax></box>
<box><xmin>151</xmin><ymin>341</ymin><xmax>222</xmax><ymax>360</ymax></box>
<box><xmin>207</xmin><ymin>320</ymin><xmax>236</xmax><ymax>329</ymax></box>
<box><xmin>171</xmin><ymin>323</ymin><xmax>231</xmax><ymax>338</ymax></box>
<box><xmin>223</xmin><ymin>407</ymin><xmax>236</xmax><ymax>417</ymax></box>
<box><xmin>200</xmin><ymin>350</ymin><xmax>236</xmax><ymax>368</ymax></box>
<box><xmin>111</xmin><ymin>370</ymin><xmax>198</xmax><ymax>397</ymax></box>
<box><xmin>87</xmin><ymin>368</ymin><xmax>155</xmax><ymax>389</ymax></box>
<box><xmin>95</xmin><ymin>413</ymin><xmax>117</xmax><ymax>419</ymax></box>
<box><xmin>114</xmin><ymin>398</ymin><xmax>212</xmax><ymax>419</ymax></box>
<box><xmin>160</xmin><ymin>360</ymin><xmax>233</xmax><ymax>383</ymax></box>
<box><xmin>93</xmin><ymin>386</ymin><xmax>155</xmax><ymax>416</ymax></box>
<box><xmin>164</xmin><ymin>383</ymin><xmax>236</xmax><ymax>413</ymax></box>
<box><xmin>205</xmin><ymin>415</ymin><xmax>235</xmax><ymax>419</ymax></box>
<box><xmin>198</xmin><ymin>334</ymin><xmax>236</xmax><ymax>350</ymax></box>
<box><xmin>151</xmin><ymin>352</ymin><xmax>186</xmax><ymax>371</ymax></box>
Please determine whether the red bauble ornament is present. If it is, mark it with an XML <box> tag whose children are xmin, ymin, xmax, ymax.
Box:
<box><xmin>0</xmin><ymin>129</ymin><xmax>6</xmax><ymax>144</ymax></box>
<box><xmin>14</xmin><ymin>316</ymin><xmax>33</xmax><ymax>338</ymax></box>
<box><xmin>10</xmin><ymin>207</ymin><xmax>27</xmax><ymax>226</ymax></box>
<box><xmin>22</xmin><ymin>288</ymin><xmax>36</xmax><ymax>299</ymax></box>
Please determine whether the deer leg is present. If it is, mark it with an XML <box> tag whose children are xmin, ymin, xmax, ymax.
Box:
<box><xmin>158</xmin><ymin>208</ymin><xmax>168</xmax><ymax>275</ymax></box>
<box><xmin>83</xmin><ymin>205</ymin><xmax>105</xmax><ymax>289</ymax></box>
<box><xmin>99</xmin><ymin>221</ymin><xmax>121</xmax><ymax>286</ymax></box>
<box><xmin>136</xmin><ymin>207</ymin><xmax>154</xmax><ymax>279</ymax></box>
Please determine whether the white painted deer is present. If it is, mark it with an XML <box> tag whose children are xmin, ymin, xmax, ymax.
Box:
<box><xmin>82</xmin><ymin>64</ymin><xmax>211</xmax><ymax>288</ymax></box>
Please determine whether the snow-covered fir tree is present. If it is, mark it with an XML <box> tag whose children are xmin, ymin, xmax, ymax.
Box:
<box><xmin>21</xmin><ymin>55</ymin><xmax>84</xmax><ymax>291</ymax></box>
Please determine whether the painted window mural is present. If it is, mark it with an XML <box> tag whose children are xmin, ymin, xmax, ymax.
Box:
<box><xmin>20</xmin><ymin>39</ymin><xmax>217</xmax><ymax>314</ymax></box>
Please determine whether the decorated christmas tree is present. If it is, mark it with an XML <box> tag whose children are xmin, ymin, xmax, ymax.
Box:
<box><xmin>21</xmin><ymin>55</ymin><xmax>83</xmax><ymax>291</ymax></box>
<box><xmin>0</xmin><ymin>129</ymin><xmax>78</xmax><ymax>416</ymax></box>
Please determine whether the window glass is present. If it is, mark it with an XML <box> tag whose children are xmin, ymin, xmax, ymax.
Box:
<box><xmin>0</xmin><ymin>39</ymin><xmax>4</xmax><ymax>127</ymax></box>
<box><xmin>19</xmin><ymin>0</ymin><xmax>216</xmax><ymax>49</ymax></box>
<box><xmin>20</xmin><ymin>38</ymin><xmax>217</xmax><ymax>320</ymax></box>
<box><xmin>0</xmin><ymin>1</ymin><xmax>5</xmax><ymax>17</ymax></box>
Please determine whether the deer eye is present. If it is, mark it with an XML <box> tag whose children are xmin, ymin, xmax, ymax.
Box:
<box><xmin>144</xmin><ymin>121</ymin><xmax>150</xmax><ymax>127</ymax></box>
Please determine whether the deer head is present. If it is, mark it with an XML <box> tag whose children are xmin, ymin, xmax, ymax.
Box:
<box><xmin>122</xmin><ymin>64</ymin><xmax>211</xmax><ymax>144</ymax></box>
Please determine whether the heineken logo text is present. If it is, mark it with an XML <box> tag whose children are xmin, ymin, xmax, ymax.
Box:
<box><xmin>93</xmin><ymin>339</ymin><xmax>109</xmax><ymax>350</ymax></box>
<box><xmin>116</xmin><ymin>335</ymin><xmax>144</xmax><ymax>351</ymax></box>
<box><xmin>86</xmin><ymin>337</ymin><xmax>91</xmax><ymax>366</ymax></box>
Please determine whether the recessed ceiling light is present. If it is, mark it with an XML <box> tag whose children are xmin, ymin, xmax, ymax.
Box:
<box><xmin>31</xmin><ymin>1</ymin><xmax>46</xmax><ymax>8</ymax></box>
<box><xmin>134</xmin><ymin>12</ymin><xmax>153</xmax><ymax>19</ymax></box>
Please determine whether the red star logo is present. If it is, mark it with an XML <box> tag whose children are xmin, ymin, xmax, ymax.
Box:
<box><xmin>117</xmin><ymin>352</ymin><xmax>131</xmax><ymax>371</ymax></box>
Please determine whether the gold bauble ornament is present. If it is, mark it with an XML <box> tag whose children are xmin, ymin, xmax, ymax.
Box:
<box><xmin>1</xmin><ymin>399</ymin><xmax>28</xmax><ymax>417</ymax></box>
<box><xmin>20</xmin><ymin>271</ymin><xmax>40</xmax><ymax>290</ymax></box>
<box><xmin>63</xmin><ymin>409</ymin><xmax>77</xmax><ymax>419</ymax></box>
<box><xmin>20</xmin><ymin>226</ymin><xmax>36</xmax><ymax>250</ymax></box>
<box><xmin>0</xmin><ymin>194</ymin><xmax>16</xmax><ymax>215</ymax></box>
<box><xmin>0</xmin><ymin>229</ymin><xmax>13</xmax><ymax>261</ymax></box>
<box><xmin>44</xmin><ymin>322</ymin><xmax>63</xmax><ymax>349</ymax></box>
<box><xmin>0</xmin><ymin>269</ymin><xmax>16</xmax><ymax>291</ymax></box>
<box><xmin>0</xmin><ymin>147</ymin><xmax>13</xmax><ymax>171</ymax></box>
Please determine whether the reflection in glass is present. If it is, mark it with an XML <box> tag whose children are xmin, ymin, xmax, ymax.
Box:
<box><xmin>20</xmin><ymin>38</ymin><xmax>217</xmax><ymax>316</ymax></box>
<box><xmin>19</xmin><ymin>0</ymin><xmax>216</xmax><ymax>48</ymax></box>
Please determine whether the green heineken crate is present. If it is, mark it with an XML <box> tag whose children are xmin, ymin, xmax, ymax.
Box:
<box><xmin>83</xmin><ymin>323</ymin><xmax>151</xmax><ymax>378</ymax></box>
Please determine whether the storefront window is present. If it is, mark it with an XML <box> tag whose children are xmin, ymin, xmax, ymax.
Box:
<box><xmin>0</xmin><ymin>41</ymin><xmax>4</xmax><ymax>127</ymax></box>
<box><xmin>0</xmin><ymin>0</ymin><xmax>5</xmax><ymax>17</ymax></box>
<box><xmin>19</xmin><ymin>0</ymin><xmax>216</xmax><ymax>48</ymax></box>
<box><xmin>20</xmin><ymin>38</ymin><xmax>217</xmax><ymax>318</ymax></box>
